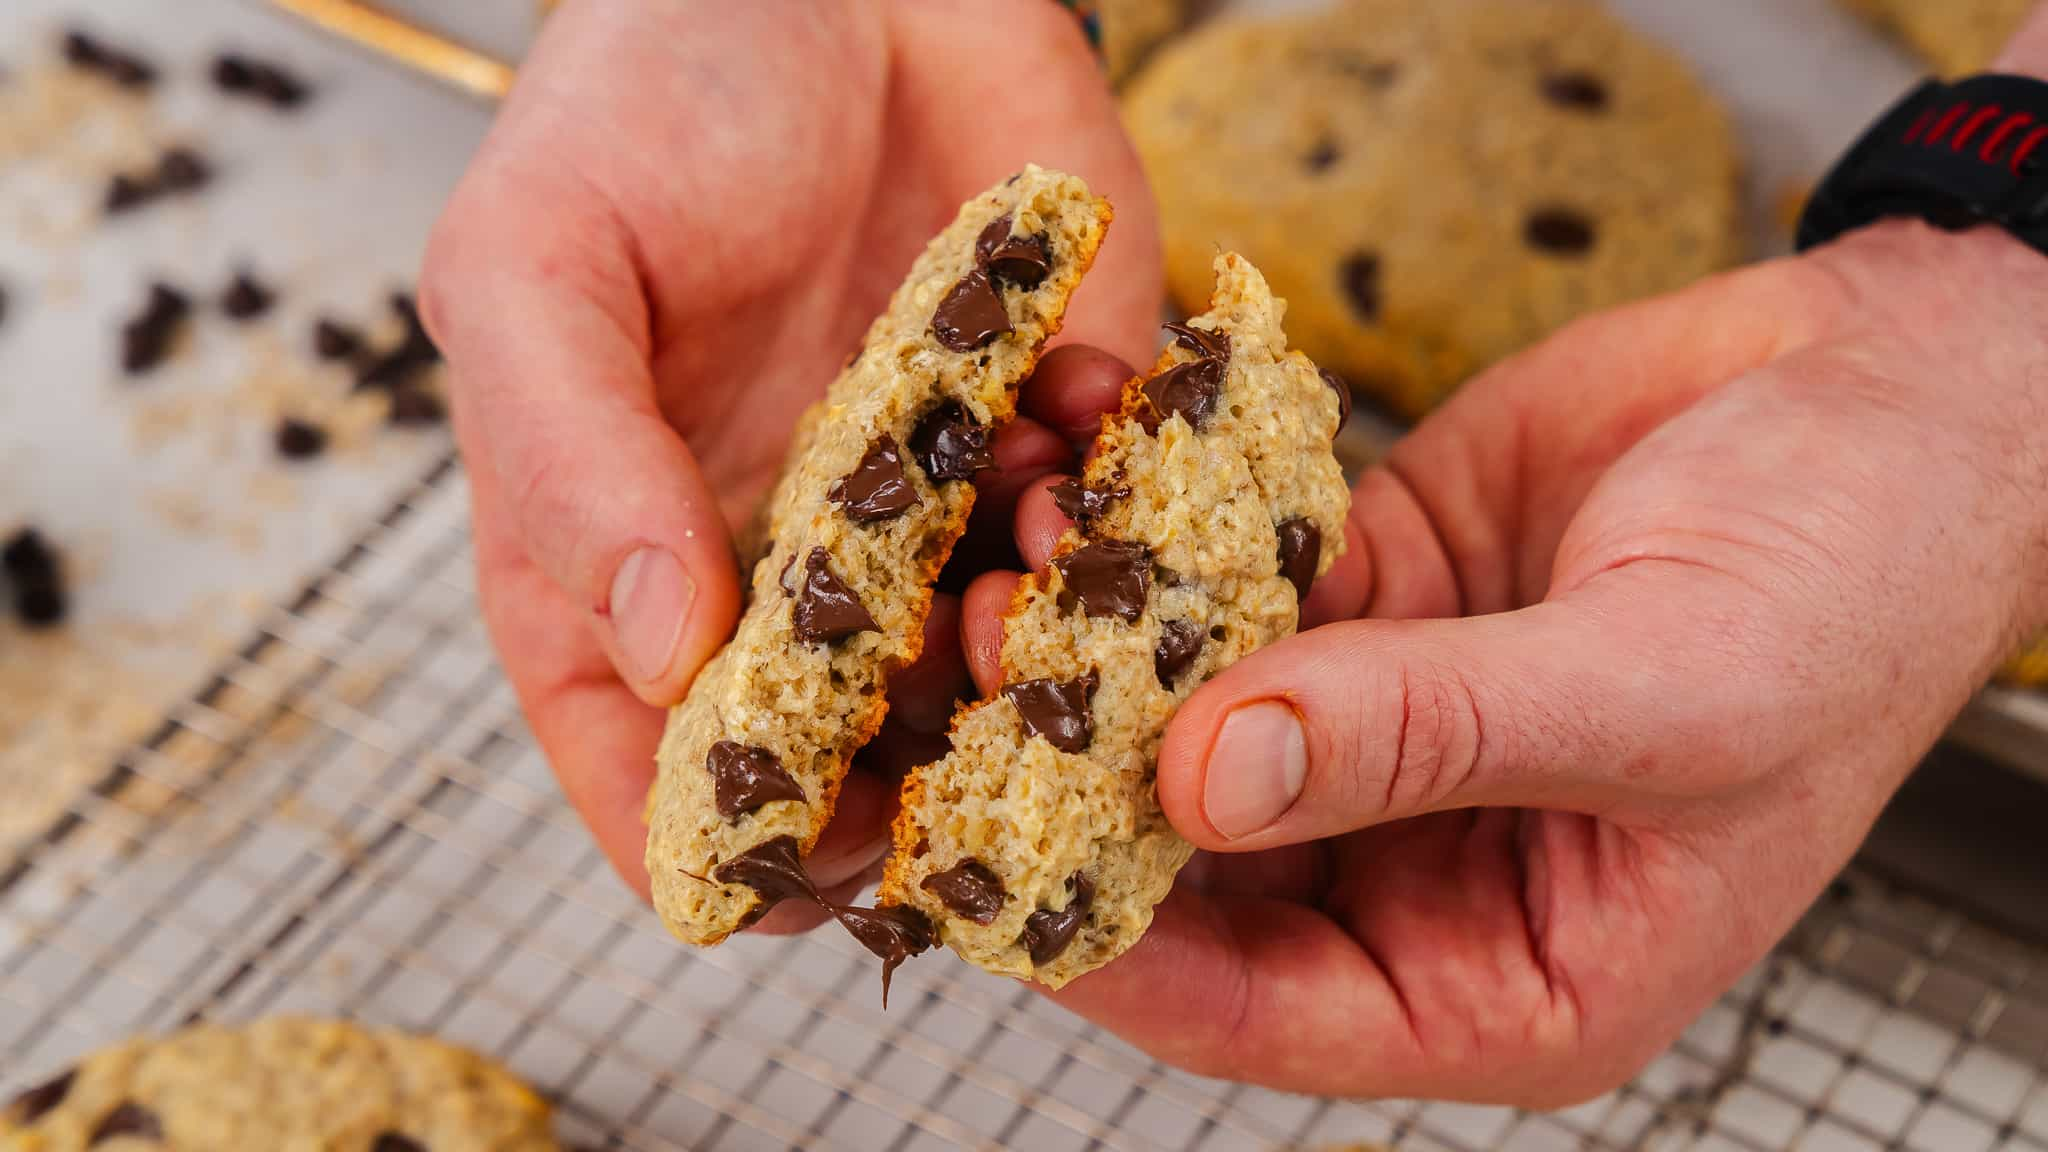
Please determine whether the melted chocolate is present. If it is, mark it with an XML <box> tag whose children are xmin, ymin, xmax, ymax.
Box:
<box><xmin>1018</xmin><ymin>873</ymin><xmax>1096</xmax><ymax>966</ymax></box>
<box><xmin>11</xmin><ymin>1069</ymin><xmax>74</xmax><ymax>1124</ymax></box>
<box><xmin>1139</xmin><ymin>358</ymin><xmax>1224</xmax><ymax>434</ymax></box>
<box><xmin>1154</xmin><ymin>619</ymin><xmax>1205</xmax><ymax>686</ymax></box>
<box><xmin>932</xmin><ymin>270</ymin><xmax>1011</xmax><ymax>351</ymax></box>
<box><xmin>793</xmin><ymin>548</ymin><xmax>879</xmax><ymax>643</ymax></box>
<box><xmin>1003</xmin><ymin>671</ymin><xmax>1098</xmax><ymax>753</ymax></box>
<box><xmin>1053</xmin><ymin>539</ymin><xmax>1151</xmax><ymax>622</ymax></box>
<box><xmin>975</xmin><ymin>216</ymin><xmax>1053</xmax><ymax>289</ymax></box>
<box><xmin>711</xmin><ymin>836</ymin><xmax>820</xmax><ymax>908</ymax></box>
<box><xmin>1276</xmin><ymin>517</ymin><xmax>1321</xmax><ymax>601</ymax></box>
<box><xmin>707</xmin><ymin>740</ymin><xmax>805</xmax><ymax>819</ymax></box>
<box><xmin>89</xmin><ymin>1102</ymin><xmax>162</xmax><ymax>1144</ymax></box>
<box><xmin>1048</xmin><ymin>479</ymin><xmax>1128</xmax><ymax>524</ymax></box>
<box><xmin>910</xmin><ymin>403</ymin><xmax>995</xmax><ymax>482</ymax></box>
<box><xmin>1162</xmin><ymin>320</ymin><xmax>1230</xmax><ymax>361</ymax></box>
<box><xmin>1319</xmin><ymin>368</ymin><xmax>1353</xmax><ymax>433</ymax></box>
<box><xmin>833</xmin><ymin>904</ymin><xmax>934</xmax><ymax>1006</ymax></box>
<box><xmin>830</xmin><ymin>435</ymin><xmax>918</xmax><ymax>522</ymax></box>
<box><xmin>920</xmin><ymin>859</ymin><xmax>1007</xmax><ymax>925</ymax></box>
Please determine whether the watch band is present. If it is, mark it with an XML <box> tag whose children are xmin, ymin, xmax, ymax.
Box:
<box><xmin>1798</xmin><ymin>74</ymin><xmax>2048</xmax><ymax>255</ymax></box>
<box><xmin>1052</xmin><ymin>0</ymin><xmax>1107</xmax><ymax>59</ymax></box>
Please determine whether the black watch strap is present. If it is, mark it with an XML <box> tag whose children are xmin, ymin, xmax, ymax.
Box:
<box><xmin>1798</xmin><ymin>74</ymin><xmax>2048</xmax><ymax>254</ymax></box>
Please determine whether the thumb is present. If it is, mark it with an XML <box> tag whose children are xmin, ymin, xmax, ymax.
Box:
<box><xmin>1157</xmin><ymin>570</ymin><xmax>1751</xmax><ymax>850</ymax></box>
<box><xmin>423</xmin><ymin>193</ymin><xmax>742</xmax><ymax>706</ymax></box>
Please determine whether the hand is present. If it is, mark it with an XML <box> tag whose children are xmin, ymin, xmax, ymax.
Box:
<box><xmin>979</xmin><ymin>219</ymin><xmax>2048</xmax><ymax>1103</ymax></box>
<box><xmin>420</xmin><ymin>0</ymin><xmax>1162</xmax><ymax>907</ymax></box>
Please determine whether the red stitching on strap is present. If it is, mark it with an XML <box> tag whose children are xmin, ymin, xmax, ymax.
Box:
<box><xmin>2012</xmin><ymin>125</ymin><xmax>2048</xmax><ymax>173</ymax></box>
<box><xmin>1953</xmin><ymin>105</ymin><xmax>2002</xmax><ymax>151</ymax></box>
<box><xmin>1905</xmin><ymin>109</ymin><xmax>1937</xmax><ymax>144</ymax></box>
<box><xmin>1981</xmin><ymin>111</ymin><xmax>2035</xmax><ymax>163</ymax></box>
<box><xmin>1924</xmin><ymin>102</ymin><xmax>1970</xmax><ymax>146</ymax></box>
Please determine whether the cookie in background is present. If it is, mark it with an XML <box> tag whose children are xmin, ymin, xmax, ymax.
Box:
<box><xmin>1841</xmin><ymin>0</ymin><xmax>2033</xmax><ymax>75</ymax></box>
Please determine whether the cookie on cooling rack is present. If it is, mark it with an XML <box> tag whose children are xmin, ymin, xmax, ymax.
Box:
<box><xmin>1840</xmin><ymin>0</ymin><xmax>2033</xmax><ymax>75</ymax></box>
<box><xmin>1121</xmin><ymin>0</ymin><xmax>1741</xmax><ymax>419</ymax></box>
<box><xmin>645</xmin><ymin>166</ymin><xmax>1112</xmax><ymax>948</ymax></box>
<box><xmin>1</xmin><ymin>1017</ymin><xmax>557</xmax><ymax>1151</ymax></box>
<box><xmin>879</xmin><ymin>253</ymin><xmax>1350</xmax><ymax>988</ymax></box>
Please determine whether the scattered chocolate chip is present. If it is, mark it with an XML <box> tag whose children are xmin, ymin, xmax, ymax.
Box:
<box><xmin>1003</xmin><ymin>671</ymin><xmax>1098</xmax><ymax>753</ymax></box>
<box><xmin>121</xmin><ymin>282</ymin><xmax>191</xmax><ymax>375</ymax></box>
<box><xmin>920</xmin><ymin>859</ymin><xmax>1007</xmax><ymax>925</ymax></box>
<box><xmin>1319</xmin><ymin>368</ymin><xmax>1353</xmax><ymax>433</ymax></box>
<box><xmin>312</xmin><ymin>318</ymin><xmax>365</xmax><ymax>362</ymax></box>
<box><xmin>793</xmin><ymin>548</ymin><xmax>878</xmax><ymax>643</ymax></box>
<box><xmin>371</xmin><ymin>1134</ymin><xmax>426</xmax><ymax>1152</ymax></box>
<box><xmin>274</xmin><ymin>417</ymin><xmax>328</xmax><ymax>460</ymax></box>
<box><xmin>1524</xmin><ymin>208</ymin><xmax>1597</xmax><ymax>256</ymax></box>
<box><xmin>831</xmin><ymin>904</ymin><xmax>933</xmax><ymax>1006</ymax></box>
<box><xmin>1276</xmin><ymin>517</ymin><xmax>1321</xmax><ymax>601</ymax></box>
<box><xmin>62</xmin><ymin>30</ymin><xmax>155</xmax><ymax>89</ymax></box>
<box><xmin>932</xmin><ymin>270</ymin><xmax>1010</xmax><ymax>352</ymax></box>
<box><xmin>1304</xmin><ymin>137</ymin><xmax>1340</xmax><ymax>172</ymax></box>
<box><xmin>1048</xmin><ymin>479</ymin><xmax>1127</xmax><ymax>524</ymax></box>
<box><xmin>1542</xmin><ymin>71</ymin><xmax>1608</xmax><ymax>112</ymax></box>
<box><xmin>10</xmin><ymin>1068</ymin><xmax>74</xmax><ymax>1124</ymax></box>
<box><xmin>155</xmin><ymin>148</ymin><xmax>211</xmax><ymax>194</ymax></box>
<box><xmin>830</xmin><ymin>435</ymin><xmax>918</xmax><ymax>522</ymax></box>
<box><xmin>974</xmin><ymin>216</ymin><xmax>1053</xmax><ymax>289</ymax></box>
<box><xmin>2</xmin><ymin>530</ymin><xmax>65</xmax><ymax>627</ymax></box>
<box><xmin>1333</xmin><ymin>55</ymin><xmax>1399</xmax><ymax>88</ymax></box>
<box><xmin>3</xmin><ymin>528</ymin><xmax>55</xmax><ymax>578</ymax></box>
<box><xmin>104</xmin><ymin>173</ymin><xmax>152</xmax><ymax>214</ymax></box>
<box><xmin>89</xmin><ymin>1102</ymin><xmax>162</xmax><ymax>1144</ymax></box>
<box><xmin>1139</xmin><ymin>358</ymin><xmax>1223</xmax><ymax>435</ymax></box>
<box><xmin>1154</xmin><ymin>619</ymin><xmax>1205</xmax><ymax>686</ymax></box>
<box><xmin>221</xmin><ymin>270</ymin><xmax>274</xmax><ymax>320</ymax></box>
<box><xmin>708</xmin><ymin>740</ymin><xmax>804</xmax><ymax>820</ymax></box>
<box><xmin>357</xmin><ymin>293</ymin><xmax>442</xmax><ymax>391</ymax></box>
<box><xmin>910</xmin><ymin>402</ymin><xmax>995</xmax><ymax>482</ymax></box>
<box><xmin>710</xmin><ymin>836</ymin><xmax>819</xmax><ymax>909</ymax></box>
<box><xmin>1053</xmin><ymin>539</ymin><xmax>1151</xmax><ymax>623</ymax></box>
<box><xmin>1162</xmin><ymin>320</ymin><xmax>1230</xmax><ymax>362</ymax></box>
<box><xmin>386</xmin><ymin>387</ymin><xmax>446</xmax><ymax>427</ymax></box>
<box><xmin>212</xmin><ymin>52</ymin><xmax>310</xmax><ymax>108</ymax></box>
<box><xmin>1018</xmin><ymin>872</ymin><xmax>1095</xmax><ymax>966</ymax></box>
<box><xmin>1340</xmin><ymin>252</ymin><xmax>1382</xmax><ymax>323</ymax></box>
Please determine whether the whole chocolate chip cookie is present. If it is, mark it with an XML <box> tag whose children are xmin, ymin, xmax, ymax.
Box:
<box><xmin>880</xmin><ymin>253</ymin><xmax>1350</xmax><ymax>988</ymax></box>
<box><xmin>1122</xmin><ymin>0</ymin><xmax>1742</xmax><ymax>419</ymax></box>
<box><xmin>1841</xmin><ymin>0</ymin><xmax>2032</xmax><ymax>75</ymax></box>
<box><xmin>645</xmin><ymin>167</ymin><xmax>1112</xmax><ymax>948</ymax></box>
<box><xmin>1</xmin><ymin>1017</ymin><xmax>557</xmax><ymax>1151</ymax></box>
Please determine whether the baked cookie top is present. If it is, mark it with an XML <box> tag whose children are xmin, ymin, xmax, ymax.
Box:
<box><xmin>1</xmin><ymin>1017</ymin><xmax>555</xmax><ymax>1152</ymax></box>
<box><xmin>880</xmin><ymin>253</ymin><xmax>1350</xmax><ymax>988</ymax></box>
<box><xmin>645</xmin><ymin>166</ymin><xmax>1111</xmax><ymax>948</ymax></box>
<box><xmin>1841</xmin><ymin>0</ymin><xmax>2033</xmax><ymax>75</ymax></box>
<box><xmin>1122</xmin><ymin>0</ymin><xmax>1741</xmax><ymax>418</ymax></box>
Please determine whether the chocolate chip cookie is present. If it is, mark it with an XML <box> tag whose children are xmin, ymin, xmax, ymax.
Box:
<box><xmin>2002</xmin><ymin>634</ymin><xmax>2048</xmax><ymax>688</ymax></box>
<box><xmin>1101</xmin><ymin>0</ymin><xmax>1191</xmax><ymax>85</ymax></box>
<box><xmin>1122</xmin><ymin>0</ymin><xmax>1742</xmax><ymax>419</ymax></box>
<box><xmin>878</xmin><ymin>253</ymin><xmax>1350</xmax><ymax>988</ymax></box>
<box><xmin>1</xmin><ymin>1017</ymin><xmax>556</xmax><ymax>1151</ymax></box>
<box><xmin>1841</xmin><ymin>0</ymin><xmax>2032</xmax><ymax>75</ymax></box>
<box><xmin>645</xmin><ymin>166</ymin><xmax>1112</xmax><ymax>948</ymax></box>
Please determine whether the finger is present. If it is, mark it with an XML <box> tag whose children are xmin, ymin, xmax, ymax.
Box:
<box><xmin>1019</xmin><ymin>344</ymin><xmax>1140</xmax><ymax>445</ymax></box>
<box><xmin>1301</xmin><ymin>515</ymin><xmax>1371</xmax><ymax>628</ymax></box>
<box><xmin>886</xmin><ymin>594</ymin><xmax>969</xmax><ymax>736</ymax></box>
<box><xmin>961</xmin><ymin>570</ymin><xmax>1020</xmax><ymax>697</ymax></box>
<box><xmin>424</xmin><ymin>177</ymin><xmax>741</xmax><ymax>708</ymax></box>
<box><xmin>936</xmin><ymin>416</ymin><xmax>1072</xmax><ymax>596</ymax></box>
<box><xmin>1014</xmin><ymin>475</ymin><xmax>1071</xmax><ymax>572</ymax></box>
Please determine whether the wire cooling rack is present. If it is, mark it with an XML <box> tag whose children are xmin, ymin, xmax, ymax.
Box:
<box><xmin>4</xmin><ymin>457</ymin><xmax>2048</xmax><ymax>1152</ymax></box>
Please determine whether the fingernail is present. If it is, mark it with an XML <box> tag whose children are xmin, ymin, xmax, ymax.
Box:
<box><xmin>1204</xmin><ymin>701</ymin><xmax>1307</xmax><ymax>840</ymax></box>
<box><xmin>611</xmin><ymin>546</ymin><xmax>693</xmax><ymax>686</ymax></box>
<box><xmin>809</xmin><ymin>832</ymin><xmax>892</xmax><ymax>890</ymax></box>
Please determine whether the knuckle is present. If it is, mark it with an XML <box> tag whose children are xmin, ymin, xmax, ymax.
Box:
<box><xmin>1381</xmin><ymin>660</ymin><xmax>1487</xmax><ymax>816</ymax></box>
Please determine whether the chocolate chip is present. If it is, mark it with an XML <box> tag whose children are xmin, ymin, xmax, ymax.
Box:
<box><xmin>156</xmin><ymin>149</ymin><xmax>211</xmax><ymax>194</ymax></box>
<box><xmin>371</xmin><ymin>1134</ymin><xmax>426</xmax><ymax>1152</ymax></box>
<box><xmin>833</xmin><ymin>903</ymin><xmax>933</xmax><ymax>1004</ymax></box>
<box><xmin>11</xmin><ymin>1068</ymin><xmax>74</xmax><ymax>1124</ymax></box>
<box><xmin>1340</xmin><ymin>252</ymin><xmax>1381</xmax><ymax>323</ymax></box>
<box><xmin>1162</xmin><ymin>320</ymin><xmax>1230</xmax><ymax>362</ymax></box>
<box><xmin>711</xmin><ymin>836</ymin><xmax>819</xmax><ymax>909</ymax></box>
<box><xmin>707</xmin><ymin>740</ymin><xmax>804</xmax><ymax>820</ymax></box>
<box><xmin>89</xmin><ymin>1102</ymin><xmax>162</xmax><ymax>1144</ymax></box>
<box><xmin>312</xmin><ymin>318</ymin><xmax>365</xmax><ymax>362</ymax></box>
<box><xmin>974</xmin><ymin>216</ymin><xmax>1053</xmax><ymax>289</ymax></box>
<box><xmin>1319</xmin><ymin>368</ymin><xmax>1352</xmax><ymax>433</ymax></box>
<box><xmin>14</xmin><ymin>579</ymin><xmax>66</xmax><ymax>629</ymax></box>
<box><xmin>357</xmin><ymin>294</ymin><xmax>442</xmax><ymax>391</ymax></box>
<box><xmin>1334</xmin><ymin>56</ymin><xmax>1399</xmax><ymax>88</ymax></box>
<box><xmin>920</xmin><ymin>859</ymin><xmax>1007</xmax><ymax>925</ymax></box>
<box><xmin>3</xmin><ymin>528</ymin><xmax>55</xmax><ymax>578</ymax></box>
<box><xmin>1304</xmin><ymin>137</ymin><xmax>1340</xmax><ymax>172</ymax></box>
<box><xmin>1048</xmin><ymin>479</ymin><xmax>1127</xmax><ymax>524</ymax></box>
<box><xmin>793</xmin><ymin>548</ymin><xmax>878</xmax><ymax>643</ymax></box>
<box><xmin>105</xmin><ymin>173</ymin><xmax>152</xmax><ymax>214</ymax></box>
<box><xmin>932</xmin><ymin>270</ymin><xmax>1010</xmax><ymax>352</ymax></box>
<box><xmin>212</xmin><ymin>53</ymin><xmax>310</xmax><ymax>108</ymax></box>
<box><xmin>1053</xmin><ymin>539</ymin><xmax>1151</xmax><ymax>622</ymax></box>
<box><xmin>910</xmin><ymin>403</ymin><xmax>995</xmax><ymax>482</ymax></box>
<box><xmin>1139</xmin><ymin>358</ymin><xmax>1223</xmax><ymax>435</ymax></box>
<box><xmin>274</xmin><ymin>417</ymin><xmax>328</xmax><ymax>460</ymax></box>
<box><xmin>1154</xmin><ymin>619</ymin><xmax>1204</xmax><ymax>686</ymax></box>
<box><xmin>1018</xmin><ymin>872</ymin><xmax>1095</xmax><ymax>966</ymax></box>
<box><xmin>387</xmin><ymin>387</ymin><xmax>446</xmax><ymax>427</ymax></box>
<box><xmin>1525</xmin><ymin>208</ymin><xmax>1597</xmax><ymax>256</ymax></box>
<box><xmin>1276</xmin><ymin>517</ymin><xmax>1321</xmax><ymax>600</ymax></box>
<box><xmin>830</xmin><ymin>435</ymin><xmax>918</xmax><ymax>522</ymax></box>
<box><xmin>1003</xmin><ymin>671</ymin><xmax>1097</xmax><ymax>753</ymax></box>
<box><xmin>121</xmin><ymin>282</ymin><xmax>191</xmax><ymax>375</ymax></box>
<box><xmin>1542</xmin><ymin>71</ymin><xmax>1608</xmax><ymax>111</ymax></box>
<box><xmin>63</xmin><ymin>31</ymin><xmax>155</xmax><ymax>89</ymax></box>
<box><xmin>221</xmin><ymin>270</ymin><xmax>274</xmax><ymax>320</ymax></box>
